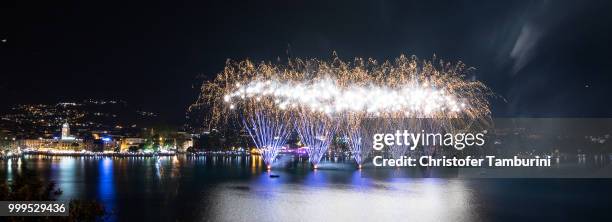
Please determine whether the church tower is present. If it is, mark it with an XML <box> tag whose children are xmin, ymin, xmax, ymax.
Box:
<box><xmin>61</xmin><ymin>122</ymin><xmax>70</xmax><ymax>139</ymax></box>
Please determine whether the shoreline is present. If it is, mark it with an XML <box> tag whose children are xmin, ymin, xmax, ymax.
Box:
<box><xmin>1</xmin><ymin>150</ymin><xmax>256</xmax><ymax>158</ymax></box>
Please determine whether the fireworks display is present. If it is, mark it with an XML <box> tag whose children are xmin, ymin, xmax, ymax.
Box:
<box><xmin>225</xmin><ymin>78</ymin><xmax>466</xmax><ymax>116</ymax></box>
<box><xmin>194</xmin><ymin>54</ymin><xmax>492</xmax><ymax>168</ymax></box>
<box><xmin>242</xmin><ymin>106</ymin><xmax>292</xmax><ymax>169</ymax></box>
<box><xmin>344</xmin><ymin>115</ymin><xmax>380</xmax><ymax>168</ymax></box>
<box><xmin>295</xmin><ymin>110</ymin><xmax>339</xmax><ymax>168</ymax></box>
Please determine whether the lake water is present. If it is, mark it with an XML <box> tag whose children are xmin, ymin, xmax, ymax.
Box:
<box><xmin>1</xmin><ymin>155</ymin><xmax>612</xmax><ymax>221</ymax></box>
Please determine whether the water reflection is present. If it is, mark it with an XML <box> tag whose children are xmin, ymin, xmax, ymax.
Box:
<box><xmin>99</xmin><ymin>158</ymin><xmax>115</xmax><ymax>202</ymax></box>
<box><xmin>58</xmin><ymin>157</ymin><xmax>77</xmax><ymax>198</ymax></box>
<box><xmin>209</xmin><ymin>170</ymin><xmax>474</xmax><ymax>221</ymax></box>
<box><xmin>6</xmin><ymin>158</ymin><xmax>12</xmax><ymax>178</ymax></box>
<box><xmin>1</xmin><ymin>155</ymin><xmax>611</xmax><ymax>221</ymax></box>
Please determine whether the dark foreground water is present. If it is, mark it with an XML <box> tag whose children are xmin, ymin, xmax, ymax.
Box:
<box><xmin>1</xmin><ymin>155</ymin><xmax>612</xmax><ymax>221</ymax></box>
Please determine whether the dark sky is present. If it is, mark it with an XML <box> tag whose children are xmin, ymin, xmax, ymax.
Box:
<box><xmin>2</xmin><ymin>0</ymin><xmax>612</xmax><ymax>125</ymax></box>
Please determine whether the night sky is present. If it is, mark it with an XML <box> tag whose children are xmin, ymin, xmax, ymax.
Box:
<box><xmin>2</xmin><ymin>0</ymin><xmax>612</xmax><ymax>125</ymax></box>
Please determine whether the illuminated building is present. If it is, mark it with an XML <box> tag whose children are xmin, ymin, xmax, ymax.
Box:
<box><xmin>18</xmin><ymin>123</ymin><xmax>83</xmax><ymax>151</ymax></box>
<box><xmin>21</xmin><ymin>138</ymin><xmax>83</xmax><ymax>151</ymax></box>
<box><xmin>61</xmin><ymin>122</ymin><xmax>76</xmax><ymax>140</ymax></box>
<box><xmin>120</xmin><ymin>138</ymin><xmax>146</xmax><ymax>152</ymax></box>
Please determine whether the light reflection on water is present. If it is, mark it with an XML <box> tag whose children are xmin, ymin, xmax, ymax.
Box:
<box><xmin>209</xmin><ymin>172</ymin><xmax>475</xmax><ymax>221</ymax></box>
<box><xmin>99</xmin><ymin>158</ymin><xmax>115</xmax><ymax>205</ymax></box>
<box><xmin>1</xmin><ymin>155</ymin><xmax>612</xmax><ymax>221</ymax></box>
<box><xmin>57</xmin><ymin>157</ymin><xmax>77</xmax><ymax>198</ymax></box>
